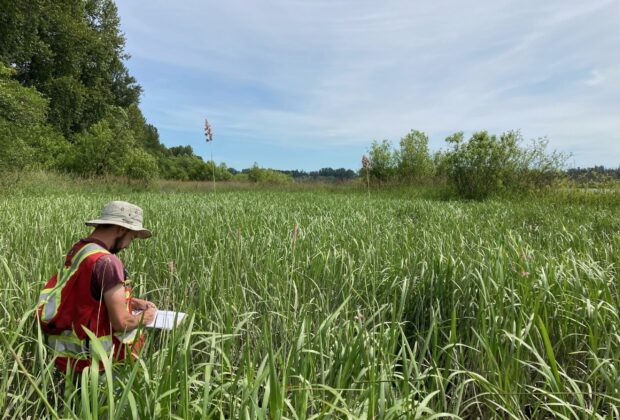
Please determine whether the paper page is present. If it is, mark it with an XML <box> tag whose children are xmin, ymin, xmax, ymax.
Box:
<box><xmin>133</xmin><ymin>309</ymin><xmax>187</xmax><ymax>330</ymax></box>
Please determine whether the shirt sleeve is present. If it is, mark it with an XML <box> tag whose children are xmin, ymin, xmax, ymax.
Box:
<box><xmin>91</xmin><ymin>255</ymin><xmax>125</xmax><ymax>300</ymax></box>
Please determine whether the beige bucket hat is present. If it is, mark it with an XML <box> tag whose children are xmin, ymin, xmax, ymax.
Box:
<box><xmin>86</xmin><ymin>201</ymin><xmax>152</xmax><ymax>239</ymax></box>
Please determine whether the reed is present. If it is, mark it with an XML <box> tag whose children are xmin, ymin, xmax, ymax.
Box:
<box><xmin>0</xmin><ymin>190</ymin><xmax>618</xmax><ymax>418</ymax></box>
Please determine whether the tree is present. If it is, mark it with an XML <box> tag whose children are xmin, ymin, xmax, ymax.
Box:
<box><xmin>0</xmin><ymin>0</ymin><xmax>142</xmax><ymax>136</ymax></box>
<box><xmin>44</xmin><ymin>76</ymin><xmax>86</xmax><ymax>136</ymax></box>
<box><xmin>367</xmin><ymin>139</ymin><xmax>396</xmax><ymax>182</ymax></box>
<box><xmin>0</xmin><ymin>65</ymin><xmax>48</xmax><ymax>125</ymax></box>
<box><xmin>124</xmin><ymin>149</ymin><xmax>158</xmax><ymax>183</ymax></box>
<box><xmin>396</xmin><ymin>130</ymin><xmax>433</xmax><ymax>181</ymax></box>
<box><xmin>0</xmin><ymin>63</ymin><xmax>68</xmax><ymax>172</ymax></box>
<box><xmin>216</xmin><ymin>162</ymin><xmax>232</xmax><ymax>181</ymax></box>
<box><xmin>169</xmin><ymin>145</ymin><xmax>195</xmax><ymax>157</ymax></box>
<box><xmin>69</xmin><ymin>107</ymin><xmax>135</xmax><ymax>176</ymax></box>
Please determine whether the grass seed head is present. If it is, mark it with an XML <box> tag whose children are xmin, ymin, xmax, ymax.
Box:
<box><xmin>204</xmin><ymin>118</ymin><xmax>213</xmax><ymax>142</ymax></box>
<box><xmin>292</xmin><ymin>223</ymin><xmax>299</xmax><ymax>247</ymax></box>
<box><xmin>362</xmin><ymin>154</ymin><xmax>370</xmax><ymax>169</ymax></box>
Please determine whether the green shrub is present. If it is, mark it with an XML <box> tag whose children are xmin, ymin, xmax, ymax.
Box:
<box><xmin>0</xmin><ymin>65</ymin><xmax>49</xmax><ymax>125</ymax></box>
<box><xmin>366</xmin><ymin>131</ymin><xmax>434</xmax><ymax>184</ymax></box>
<box><xmin>232</xmin><ymin>172</ymin><xmax>249</xmax><ymax>182</ymax></box>
<box><xmin>247</xmin><ymin>163</ymin><xmax>293</xmax><ymax>184</ymax></box>
<box><xmin>124</xmin><ymin>149</ymin><xmax>158</xmax><ymax>183</ymax></box>
<box><xmin>439</xmin><ymin>130</ymin><xmax>567</xmax><ymax>199</ymax></box>
<box><xmin>367</xmin><ymin>139</ymin><xmax>396</xmax><ymax>183</ymax></box>
<box><xmin>158</xmin><ymin>154</ymin><xmax>232</xmax><ymax>181</ymax></box>
<box><xmin>395</xmin><ymin>130</ymin><xmax>434</xmax><ymax>181</ymax></box>
<box><xmin>0</xmin><ymin>63</ymin><xmax>69</xmax><ymax>172</ymax></box>
<box><xmin>68</xmin><ymin>108</ymin><xmax>135</xmax><ymax>176</ymax></box>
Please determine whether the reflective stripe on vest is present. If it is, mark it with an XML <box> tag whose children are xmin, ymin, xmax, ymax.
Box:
<box><xmin>37</xmin><ymin>243</ymin><xmax>110</xmax><ymax>323</ymax></box>
<box><xmin>49</xmin><ymin>330</ymin><xmax>138</xmax><ymax>359</ymax></box>
<box><xmin>115</xmin><ymin>328</ymin><xmax>138</xmax><ymax>344</ymax></box>
<box><xmin>48</xmin><ymin>330</ymin><xmax>114</xmax><ymax>359</ymax></box>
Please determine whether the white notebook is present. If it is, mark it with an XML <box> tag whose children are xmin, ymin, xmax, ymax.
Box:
<box><xmin>134</xmin><ymin>310</ymin><xmax>187</xmax><ymax>330</ymax></box>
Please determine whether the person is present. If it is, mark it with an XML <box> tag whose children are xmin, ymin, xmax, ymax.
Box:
<box><xmin>37</xmin><ymin>201</ymin><xmax>157</xmax><ymax>379</ymax></box>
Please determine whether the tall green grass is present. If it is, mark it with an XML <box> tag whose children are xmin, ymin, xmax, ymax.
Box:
<box><xmin>0</xmin><ymin>189</ymin><xmax>618</xmax><ymax>418</ymax></box>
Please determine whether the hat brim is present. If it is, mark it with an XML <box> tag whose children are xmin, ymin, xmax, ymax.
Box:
<box><xmin>86</xmin><ymin>220</ymin><xmax>152</xmax><ymax>239</ymax></box>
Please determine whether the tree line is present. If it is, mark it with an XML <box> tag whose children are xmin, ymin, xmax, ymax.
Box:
<box><xmin>362</xmin><ymin>129</ymin><xmax>569</xmax><ymax>199</ymax></box>
<box><xmin>566</xmin><ymin>166</ymin><xmax>620</xmax><ymax>183</ymax></box>
<box><xmin>275</xmin><ymin>168</ymin><xmax>357</xmax><ymax>181</ymax></box>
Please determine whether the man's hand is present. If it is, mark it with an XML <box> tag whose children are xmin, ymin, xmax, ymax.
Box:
<box><xmin>104</xmin><ymin>286</ymin><xmax>157</xmax><ymax>331</ymax></box>
<box><xmin>140</xmin><ymin>307</ymin><xmax>157</xmax><ymax>326</ymax></box>
<box><xmin>132</xmin><ymin>298</ymin><xmax>157</xmax><ymax>311</ymax></box>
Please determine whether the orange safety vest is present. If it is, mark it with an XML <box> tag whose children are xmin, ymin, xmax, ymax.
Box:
<box><xmin>37</xmin><ymin>241</ymin><xmax>143</xmax><ymax>373</ymax></box>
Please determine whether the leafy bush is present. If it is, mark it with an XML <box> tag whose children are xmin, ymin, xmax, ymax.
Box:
<box><xmin>158</xmin><ymin>154</ymin><xmax>232</xmax><ymax>181</ymax></box>
<box><xmin>367</xmin><ymin>139</ymin><xmax>396</xmax><ymax>182</ymax></box>
<box><xmin>439</xmin><ymin>130</ymin><xmax>567</xmax><ymax>199</ymax></box>
<box><xmin>0</xmin><ymin>119</ymin><xmax>32</xmax><ymax>172</ymax></box>
<box><xmin>232</xmin><ymin>172</ymin><xmax>249</xmax><ymax>182</ymax></box>
<box><xmin>124</xmin><ymin>149</ymin><xmax>158</xmax><ymax>183</ymax></box>
<box><xmin>68</xmin><ymin>108</ymin><xmax>135</xmax><ymax>176</ymax></box>
<box><xmin>395</xmin><ymin>130</ymin><xmax>434</xmax><ymax>181</ymax></box>
<box><xmin>0</xmin><ymin>63</ymin><xmax>69</xmax><ymax>172</ymax></box>
<box><xmin>366</xmin><ymin>131</ymin><xmax>434</xmax><ymax>184</ymax></box>
<box><xmin>216</xmin><ymin>163</ymin><xmax>233</xmax><ymax>181</ymax></box>
<box><xmin>247</xmin><ymin>163</ymin><xmax>293</xmax><ymax>184</ymax></box>
<box><xmin>0</xmin><ymin>66</ymin><xmax>49</xmax><ymax>125</ymax></box>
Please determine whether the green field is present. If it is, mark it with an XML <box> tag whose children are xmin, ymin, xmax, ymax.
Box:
<box><xmin>1</xmin><ymin>189</ymin><xmax>619</xmax><ymax>418</ymax></box>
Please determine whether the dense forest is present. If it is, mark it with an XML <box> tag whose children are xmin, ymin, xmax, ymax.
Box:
<box><xmin>0</xmin><ymin>0</ymin><xmax>234</xmax><ymax>182</ymax></box>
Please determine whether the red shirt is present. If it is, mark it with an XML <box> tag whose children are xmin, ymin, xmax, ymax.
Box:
<box><xmin>73</xmin><ymin>238</ymin><xmax>125</xmax><ymax>300</ymax></box>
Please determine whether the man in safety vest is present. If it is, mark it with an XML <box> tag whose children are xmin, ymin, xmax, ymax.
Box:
<box><xmin>37</xmin><ymin>201</ymin><xmax>157</xmax><ymax>376</ymax></box>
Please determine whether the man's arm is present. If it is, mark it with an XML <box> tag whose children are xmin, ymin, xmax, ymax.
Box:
<box><xmin>104</xmin><ymin>284</ymin><xmax>156</xmax><ymax>331</ymax></box>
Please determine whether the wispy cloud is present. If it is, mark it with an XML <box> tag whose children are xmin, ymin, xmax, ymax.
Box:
<box><xmin>585</xmin><ymin>70</ymin><xmax>604</xmax><ymax>87</ymax></box>
<box><xmin>117</xmin><ymin>0</ymin><xmax>620</xmax><ymax>169</ymax></box>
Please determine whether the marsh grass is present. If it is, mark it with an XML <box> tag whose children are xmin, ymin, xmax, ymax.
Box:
<box><xmin>0</xmin><ymin>189</ymin><xmax>619</xmax><ymax>418</ymax></box>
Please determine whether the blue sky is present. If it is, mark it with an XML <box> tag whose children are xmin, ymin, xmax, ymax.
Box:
<box><xmin>116</xmin><ymin>0</ymin><xmax>620</xmax><ymax>171</ymax></box>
